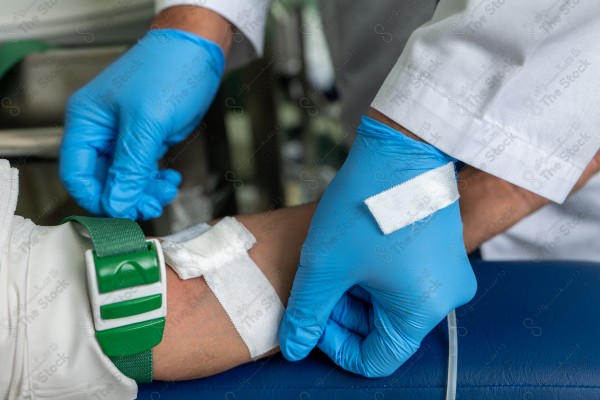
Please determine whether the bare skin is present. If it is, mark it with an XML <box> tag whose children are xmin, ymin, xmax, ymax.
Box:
<box><xmin>153</xmin><ymin>203</ymin><xmax>316</xmax><ymax>380</ymax></box>
<box><xmin>150</xmin><ymin>6</ymin><xmax>234</xmax><ymax>55</ymax></box>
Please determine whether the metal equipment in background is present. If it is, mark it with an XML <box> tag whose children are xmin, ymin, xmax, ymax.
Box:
<box><xmin>0</xmin><ymin>1</ymin><xmax>343</xmax><ymax>234</ymax></box>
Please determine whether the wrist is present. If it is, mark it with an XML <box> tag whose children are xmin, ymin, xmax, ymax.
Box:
<box><xmin>151</xmin><ymin>5</ymin><xmax>234</xmax><ymax>55</ymax></box>
<box><xmin>367</xmin><ymin>107</ymin><xmax>427</xmax><ymax>143</ymax></box>
<box><xmin>458</xmin><ymin>167</ymin><xmax>547</xmax><ymax>253</ymax></box>
<box><xmin>358</xmin><ymin>114</ymin><xmax>456</xmax><ymax>168</ymax></box>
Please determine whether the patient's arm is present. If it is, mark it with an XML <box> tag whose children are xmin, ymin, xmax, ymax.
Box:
<box><xmin>153</xmin><ymin>154</ymin><xmax>600</xmax><ymax>381</ymax></box>
<box><xmin>153</xmin><ymin>202</ymin><xmax>317</xmax><ymax>381</ymax></box>
<box><xmin>459</xmin><ymin>152</ymin><xmax>600</xmax><ymax>252</ymax></box>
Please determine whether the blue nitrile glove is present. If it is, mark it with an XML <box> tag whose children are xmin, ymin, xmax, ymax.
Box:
<box><xmin>60</xmin><ymin>29</ymin><xmax>225</xmax><ymax>220</ymax></box>
<box><xmin>279</xmin><ymin>116</ymin><xmax>477</xmax><ymax>377</ymax></box>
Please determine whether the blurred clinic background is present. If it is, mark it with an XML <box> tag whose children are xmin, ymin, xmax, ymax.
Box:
<box><xmin>2</xmin><ymin>0</ymin><xmax>599</xmax><ymax>263</ymax></box>
<box><xmin>0</xmin><ymin>0</ymin><xmax>437</xmax><ymax>236</ymax></box>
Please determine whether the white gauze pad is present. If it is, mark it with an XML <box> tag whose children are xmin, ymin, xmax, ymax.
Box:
<box><xmin>161</xmin><ymin>217</ymin><xmax>285</xmax><ymax>359</ymax></box>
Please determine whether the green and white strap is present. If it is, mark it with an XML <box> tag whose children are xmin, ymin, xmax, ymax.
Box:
<box><xmin>61</xmin><ymin>216</ymin><xmax>167</xmax><ymax>383</ymax></box>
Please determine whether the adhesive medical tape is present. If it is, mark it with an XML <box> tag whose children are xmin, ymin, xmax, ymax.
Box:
<box><xmin>365</xmin><ymin>162</ymin><xmax>459</xmax><ymax>235</ymax></box>
<box><xmin>161</xmin><ymin>217</ymin><xmax>285</xmax><ymax>359</ymax></box>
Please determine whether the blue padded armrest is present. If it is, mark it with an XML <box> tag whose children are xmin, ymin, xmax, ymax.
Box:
<box><xmin>139</xmin><ymin>261</ymin><xmax>600</xmax><ymax>399</ymax></box>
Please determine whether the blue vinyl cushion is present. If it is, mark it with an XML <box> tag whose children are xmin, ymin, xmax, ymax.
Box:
<box><xmin>139</xmin><ymin>261</ymin><xmax>600</xmax><ymax>399</ymax></box>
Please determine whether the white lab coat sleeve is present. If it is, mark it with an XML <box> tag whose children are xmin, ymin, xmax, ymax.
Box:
<box><xmin>155</xmin><ymin>0</ymin><xmax>270</xmax><ymax>69</ymax></box>
<box><xmin>372</xmin><ymin>1</ymin><xmax>600</xmax><ymax>203</ymax></box>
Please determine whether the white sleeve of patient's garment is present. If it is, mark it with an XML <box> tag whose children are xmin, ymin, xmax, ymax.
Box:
<box><xmin>0</xmin><ymin>160</ymin><xmax>138</xmax><ymax>400</ymax></box>
<box><xmin>372</xmin><ymin>1</ymin><xmax>600</xmax><ymax>203</ymax></box>
<box><xmin>155</xmin><ymin>0</ymin><xmax>270</xmax><ymax>69</ymax></box>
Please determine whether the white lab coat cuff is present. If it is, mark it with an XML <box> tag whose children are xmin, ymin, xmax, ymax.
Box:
<box><xmin>372</xmin><ymin>67</ymin><xmax>587</xmax><ymax>204</ymax></box>
<box><xmin>155</xmin><ymin>0</ymin><xmax>269</xmax><ymax>70</ymax></box>
<box><xmin>372</xmin><ymin>1</ymin><xmax>600</xmax><ymax>204</ymax></box>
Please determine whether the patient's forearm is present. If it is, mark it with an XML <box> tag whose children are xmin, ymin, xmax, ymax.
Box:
<box><xmin>152</xmin><ymin>157</ymin><xmax>600</xmax><ymax>380</ymax></box>
<box><xmin>460</xmin><ymin>151</ymin><xmax>600</xmax><ymax>251</ymax></box>
<box><xmin>153</xmin><ymin>203</ymin><xmax>317</xmax><ymax>380</ymax></box>
<box><xmin>459</xmin><ymin>166</ymin><xmax>536</xmax><ymax>253</ymax></box>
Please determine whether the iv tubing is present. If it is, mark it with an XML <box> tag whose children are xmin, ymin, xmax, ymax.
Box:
<box><xmin>446</xmin><ymin>309</ymin><xmax>458</xmax><ymax>400</ymax></box>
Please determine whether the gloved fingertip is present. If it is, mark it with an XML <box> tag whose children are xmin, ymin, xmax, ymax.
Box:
<box><xmin>278</xmin><ymin>313</ymin><xmax>319</xmax><ymax>361</ymax></box>
<box><xmin>79</xmin><ymin>196</ymin><xmax>103</xmax><ymax>217</ymax></box>
<box><xmin>101</xmin><ymin>195</ymin><xmax>136</xmax><ymax>219</ymax></box>
<box><xmin>155</xmin><ymin>182</ymin><xmax>178</xmax><ymax>206</ymax></box>
<box><xmin>146</xmin><ymin>179</ymin><xmax>177</xmax><ymax>209</ymax></box>
<box><xmin>61</xmin><ymin>179</ymin><xmax>103</xmax><ymax>215</ymax></box>
<box><xmin>59</xmin><ymin>151</ymin><xmax>106</xmax><ymax>215</ymax></box>
<box><xmin>316</xmin><ymin>319</ymin><xmax>352</xmax><ymax>365</ymax></box>
<box><xmin>139</xmin><ymin>196</ymin><xmax>163</xmax><ymax>220</ymax></box>
<box><xmin>145</xmin><ymin>169</ymin><xmax>180</xmax><ymax>205</ymax></box>
<box><xmin>161</xmin><ymin>168</ymin><xmax>182</xmax><ymax>187</ymax></box>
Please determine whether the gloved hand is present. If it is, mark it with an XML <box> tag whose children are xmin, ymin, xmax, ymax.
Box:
<box><xmin>279</xmin><ymin>116</ymin><xmax>477</xmax><ymax>377</ymax></box>
<box><xmin>60</xmin><ymin>29</ymin><xmax>225</xmax><ymax>220</ymax></box>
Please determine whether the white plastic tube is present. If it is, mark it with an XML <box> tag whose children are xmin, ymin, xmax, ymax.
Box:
<box><xmin>446</xmin><ymin>309</ymin><xmax>458</xmax><ymax>400</ymax></box>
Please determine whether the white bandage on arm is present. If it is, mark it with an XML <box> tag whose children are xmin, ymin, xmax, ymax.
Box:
<box><xmin>161</xmin><ymin>217</ymin><xmax>285</xmax><ymax>359</ymax></box>
<box><xmin>365</xmin><ymin>162</ymin><xmax>459</xmax><ymax>235</ymax></box>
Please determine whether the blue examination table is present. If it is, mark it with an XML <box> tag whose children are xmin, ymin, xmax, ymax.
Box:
<box><xmin>139</xmin><ymin>260</ymin><xmax>600</xmax><ymax>399</ymax></box>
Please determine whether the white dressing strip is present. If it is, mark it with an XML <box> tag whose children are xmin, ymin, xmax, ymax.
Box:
<box><xmin>161</xmin><ymin>218</ymin><xmax>255</xmax><ymax>279</ymax></box>
<box><xmin>162</xmin><ymin>221</ymin><xmax>211</xmax><ymax>244</ymax></box>
<box><xmin>161</xmin><ymin>217</ymin><xmax>285</xmax><ymax>359</ymax></box>
<box><xmin>365</xmin><ymin>162</ymin><xmax>459</xmax><ymax>235</ymax></box>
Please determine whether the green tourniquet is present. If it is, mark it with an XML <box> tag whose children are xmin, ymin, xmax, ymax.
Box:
<box><xmin>93</xmin><ymin>242</ymin><xmax>160</xmax><ymax>294</ymax></box>
<box><xmin>96</xmin><ymin>318</ymin><xmax>165</xmax><ymax>357</ymax></box>
<box><xmin>110</xmin><ymin>349</ymin><xmax>153</xmax><ymax>384</ymax></box>
<box><xmin>100</xmin><ymin>294</ymin><xmax>163</xmax><ymax>320</ymax></box>
<box><xmin>60</xmin><ymin>216</ymin><xmax>163</xmax><ymax>384</ymax></box>
<box><xmin>0</xmin><ymin>40</ymin><xmax>55</xmax><ymax>78</ymax></box>
<box><xmin>61</xmin><ymin>216</ymin><xmax>146</xmax><ymax>258</ymax></box>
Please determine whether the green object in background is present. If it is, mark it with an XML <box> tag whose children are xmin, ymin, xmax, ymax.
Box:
<box><xmin>0</xmin><ymin>40</ymin><xmax>55</xmax><ymax>79</ymax></box>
